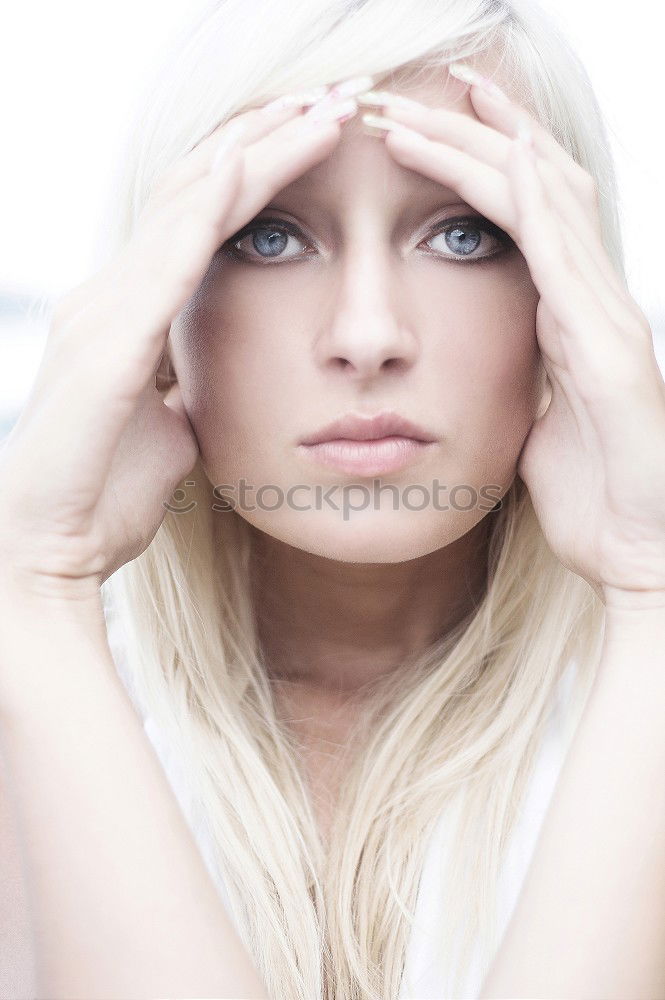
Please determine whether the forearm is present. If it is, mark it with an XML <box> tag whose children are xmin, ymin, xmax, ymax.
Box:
<box><xmin>480</xmin><ymin>604</ymin><xmax>665</xmax><ymax>999</ymax></box>
<box><xmin>0</xmin><ymin>586</ymin><xmax>268</xmax><ymax>999</ymax></box>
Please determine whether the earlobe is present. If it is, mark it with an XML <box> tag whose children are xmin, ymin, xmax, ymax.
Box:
<box><xmin>162</xmin><ymin>381</ymin><xmax>186</xmax><ymax>418</ymax></box>
<box><xmin>536</xmin><ymin>373</ymin><xmax>553</xmax><ymax>418</ymax></box>
<box><xmin>155</xmin><ymin>349</ymin><xmax>177</xmax><ymax>392</ymax></box>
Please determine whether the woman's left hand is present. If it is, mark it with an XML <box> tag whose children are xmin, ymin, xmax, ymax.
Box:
<box><xmin>359</xmin><ymin>75</ymin><xmax>665</xmax><ymax>611</ymax></box>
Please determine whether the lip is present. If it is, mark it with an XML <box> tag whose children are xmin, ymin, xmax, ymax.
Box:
<box><xmin>299</xmin><ymin>410</ymin><xmax>437</xmax><ymax>446</ymax></box>
<box><xmin>298</xmin><ymin>437</ymin><xmax>435</xmax><ymax>476</ymax></box>
<box><xmin>297</xmin><ymin>411</ymin><xmax>437</xmax><ymax>476</ymax></box>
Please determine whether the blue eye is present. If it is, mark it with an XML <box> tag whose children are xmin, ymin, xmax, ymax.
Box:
<box><xmin>224</xmin><ymin>218</ymin><xmax>310</xmax><ymax>264</ymax></box>
<box><xmin>424</xmin><ymin>216</ymin><xmax>514</xmax><ymax>262</ymax></box>
<box><xmin>222</xmin><ymin>214</ymin><xmax>513</xmax><ymax>265</ymax></box>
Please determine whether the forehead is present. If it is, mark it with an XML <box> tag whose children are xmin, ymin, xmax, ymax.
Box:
<box><xmin>273</xmin><ymin>65</ymin><xmax>480</xmax><ymax>210</ymax></box>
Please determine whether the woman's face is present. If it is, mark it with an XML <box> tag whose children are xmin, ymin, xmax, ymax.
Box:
<box><xmin>169</xmin><ymin>68</ymin><xmax>542</xmax><ymax>562</ymax></box>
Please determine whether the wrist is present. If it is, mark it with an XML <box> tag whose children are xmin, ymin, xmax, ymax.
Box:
<box><xmin>0</xmin><ymin>563</ymin><xmax>103</xmax><ymax>616</ymax></box>
<box><xmin>0</xmin><ymin>566</ymin><xmax>108</xmax><ymax>670</ymax></box>
<box><xmin>600</xmin><ymin>597</ymin><xmax>665</xmax><ymax>672</ymax></box>
<box><xmin>0</xmin><ymin>577</ymin><xmax>116</xmax><ymax>724</ymax></box>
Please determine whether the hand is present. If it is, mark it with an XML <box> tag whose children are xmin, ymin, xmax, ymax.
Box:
<box><xmin>0</xmin><ymin>87</ymin><xmax>357</xmax><ymax>600</ymax></box>
<box><xmin>359</xmin><ymin>77</ymin><xmax>665</xmax><ymax>611</ymax></box>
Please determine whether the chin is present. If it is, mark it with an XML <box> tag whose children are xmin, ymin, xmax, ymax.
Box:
<box><xmin>236</xmin><ymin>506</ymin><xmax>484</xmax><ymax>563</ymax></box>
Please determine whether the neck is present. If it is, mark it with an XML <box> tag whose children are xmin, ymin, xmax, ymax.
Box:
<box><xmin>250</xmin><ymin>520</ymin><xmax>491</xmax><ymax>697</ymax></box>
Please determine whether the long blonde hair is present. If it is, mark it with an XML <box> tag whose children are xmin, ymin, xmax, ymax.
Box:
<box><xmin>101</xmin><ymin>1</ymin><xmax>620</xmax><ymax>996</ymax></box>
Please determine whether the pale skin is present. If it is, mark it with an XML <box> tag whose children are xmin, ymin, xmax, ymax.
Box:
<box><xmin>170</xmin><ymin>69</ymin><xmax>541</xmax><ymax>774</ymax></box>
<box><xmin>0</xmin><ymin>55</ymin><xmax>664</xmax><ymax>999</ymax></box>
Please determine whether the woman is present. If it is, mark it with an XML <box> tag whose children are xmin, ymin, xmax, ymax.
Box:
<box><xmin>1</xmin><ymin>0</ymin><xmax>664</xmax><ymax>996</ymax></box>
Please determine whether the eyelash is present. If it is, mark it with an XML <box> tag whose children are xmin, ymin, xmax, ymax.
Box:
<box><xmin>221</xmin><ymin>214</ymin><xmax>514</xmax><ymax>266</ymax></box>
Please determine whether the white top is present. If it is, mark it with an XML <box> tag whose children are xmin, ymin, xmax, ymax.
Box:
<box><xmin>398</xmin><ymin>658</ymin><xmax>578</xmax><ymax>997</ymax></box>
<box><xmin>104</xmin><ymin>608</ymin><xmax>578</xmax><ymax>999</ymax></box>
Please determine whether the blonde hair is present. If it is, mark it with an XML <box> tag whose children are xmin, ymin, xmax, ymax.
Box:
<box><xmin>101</xmin><ymin>1</ymin><xmax>620</xmax><ymax>996</ymax></box>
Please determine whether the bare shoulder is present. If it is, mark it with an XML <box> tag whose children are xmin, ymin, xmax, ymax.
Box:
<box><xmin>0</xmin><ymin>744</ymin><xmax>36</xmax><ymax>998</ymax></box>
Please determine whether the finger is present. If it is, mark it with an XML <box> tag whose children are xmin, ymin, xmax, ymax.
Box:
<box><xmin>42</xmin><ymin>95</ymin><xmax>342</xmax><ymax>388</ymax></box>
<box><xmin>508</xmin><ymin>135</ymin><xmax>649</xmax><ymax>402</ymax></box>
<box><xmin>362</xmin><ymin>100</ymin><xmax>625</xmax><ymax>301</ymax></box>
<box><xmin>517</xmin><ymin>142</ymin><xmax>639</xmax><ymax>329</ymax></box>
<box><xmin>56</xmin><ymin>100</ymin><xmax>351</xmax><ymax>373</ymax></box>
<box><xmin>49</xmin><ymin>112</ymin><xmax>261</xmax><ymax>328</ymax></box>
<box><xmin>370</xmin><ymin>120</ymin><xmax>612</xmax><ymax>400</ymax></box>
<box><xmin>55</xmin><ymin>101</ymin><xmax>336</xmax><ymax>328</ymax></box>
<box><xmin>361</xmin><ymin>96</ymin><xmax>509</xmax><ymax>167</ymax></box>
<box><xmin>13</xmin><ymin>151</ymin><xmax>242</xmax><ymax>503</ymax></box>
<box><xmin>467</xmin><ymin>85</ymin><xmax>637</xmax><ymax>314</ymax></box>
<box><xmin>374</xmin><ymin>119</ymin><xmax>636</xmax><ymax>331</ymax></box>
<box><xmin>375</xmin><ymin>123</ymin><xmax>515</xmax><ymax>234</ymax></box>
<box><xmin>146</xmin><ymin>77</ymin><xmax>369</xmax><ymax>209</ymax></box>
<box><xmin>26</xmin><ymin>103</ymin><xmax>356</xmax><ymax>495</ymax></box>
<box><xmin>145</xmin><ymin>96</ymin><xmax>325</xmax><ymax>210</ymax></box>
<box><xmin>555</xmin><ymin>203</ymin><xmax>646</xmax><ymax>336</ymax></box>
<box><xmin>147</xmin><ymin>95</ymin><xmax>358</xmax><ymax>236</ymax></box>
<box><xmin>361</xmin><ymin>89</ymin><xmax>597</xmax><ymax>220</ymax></box>
<box><xmin>512</xmin><ymin>143</ymin><xmax>665</xmax><ymax>485</ymax></box>
<box><xmin>465</xmin><ymin>81</ymin><xmax>602</xmax><ymax>216</ymax></box>
<box><xmin>532</xmin><ymin>155</ymin><xmax>628</xmax><ymax>299</ymax></box>
<box><xmin>205</xmin><ymin>98</ymin><xmax>359</xmax><ymax>239</ymax></box>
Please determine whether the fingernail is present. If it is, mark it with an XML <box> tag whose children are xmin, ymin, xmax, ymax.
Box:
<box><xmin>327</xmin><ymin>75</ymin><xmax>376</xmax><ymax>100</ymax></box>
<box><xmin>303</xmin><ymin>97</ymin><xmax>358</xmax><ymax>126</ymax></box>
<box><xmin>361</xmin><ymin>112</ymin><xmax>415</xmax><ymax>135</ymax></box>
<box><xmin>261</xmin><ymin>86</ymin><xmax>330</xmax><ymax>113</ymax></box>
<box><xmin>210</xmin><ymin>119</ymin><xmax>247</xmax><ymax>173</ymax></box>
<box><xmin>448</xmin><ymin>61</ymin><xmax>510</xmax><ymax>103</ymax></box>
<box><xmin>356</xmin><ymin>90</ymin><xmax>424</xmax><ymax>111</ymax></box>
<box><xmin>448</xmin><ymin>61</ymin><xmax>481</xmax><ymax>86</ymax></box>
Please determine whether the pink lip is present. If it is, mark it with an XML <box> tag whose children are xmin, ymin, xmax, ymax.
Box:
<box><xmin>298</xmin><ymin>411</ymin><xmax>437</xmax><ymax>476</ymax></box>
<box><xmin>298</xmin><ymin>436</ymin><xmax>434</xmax><ymax>476</ymax></box>
<box><xmin>300</xmin><ymin>410</ymin><xmax>436</xmax><ymax>446</ymax></box>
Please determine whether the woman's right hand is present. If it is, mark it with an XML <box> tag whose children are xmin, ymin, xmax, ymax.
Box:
<box><xmin>0</xmin><ymin>86</ymin><xmax>359</xmax><ymax>601</ymax></box>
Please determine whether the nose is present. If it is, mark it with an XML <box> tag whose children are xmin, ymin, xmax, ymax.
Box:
<box><xmin>313</xmin><ymin>250</ymin><xmax>419</xmax><ymax>381</ymax></box>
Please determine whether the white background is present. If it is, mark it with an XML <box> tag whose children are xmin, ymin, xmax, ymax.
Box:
<box><xmin>1</xmin><ymin>1</ymin><xmax>663</xmax><ymax>435</ymax></box>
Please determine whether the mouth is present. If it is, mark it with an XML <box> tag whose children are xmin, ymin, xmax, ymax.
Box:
<box><xmin>297</xmin><ymin>410</ymin><xmax>437</xmax><ymax>477</ymax></box>
<box><xmin>298</xmin><ymin>436</ymin><xmax>435</xmax><ymax>476</ymax></box>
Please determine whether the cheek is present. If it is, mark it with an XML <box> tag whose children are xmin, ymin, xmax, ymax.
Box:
<box><xmin>470</xmin><ymin>269</ymin><xmax>540</xmax><ymax>397</ymax></box>
<box><xmin>427</xmin><ymin>263</ymin><xmax>541</xmax><ymax>468</ymax></box>
<box><xmin>168</xmin><ymin>271</ymin><xmax>305</xmax><ymax>475</ymax></box>
<box><xmin>170</xmin><ymin>258</ymin><xmax>542</xmax><ymax>492</ymax></box>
